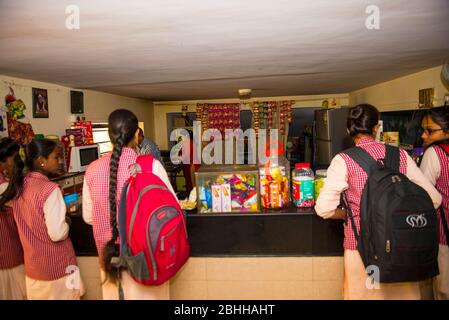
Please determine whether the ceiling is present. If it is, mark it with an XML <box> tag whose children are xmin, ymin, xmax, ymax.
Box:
<box><xmin>1</xmin><ymin>0</ymin><xmax>449</xmax><ymax>101</ymax></box>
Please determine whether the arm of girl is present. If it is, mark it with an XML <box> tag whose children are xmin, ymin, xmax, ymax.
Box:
<box><xmin>0</xmin><ymin>183</ymin><xmax>13</xmax><ymax>208</ymax></box>
<box><xmin>420</xmin><ymin>147</ymin><xmax>441</xmax><ymax>186</ymax></box>
<box><xmin>315</xmin><ymin>155</ymin><xmax>348</xmax><ymax>219</ymax></box>
<box><xmin>43</xmin><ymin>188</ymin><xmax>70</xmax><ymax>242</ymax></box>
<box><xmin>82</xmin><ymin>178</ymin><xmax>93</xmax><ymax>225</ymax></box>
<box><xmin>405</xmin><ymin>152</ymin><xmax>442</xmax><ymax>209</ymax></box>
<box><xmin>153</xmin><ymin>158</ymin><xmax>178</xmax><ymax>202</ymax></box>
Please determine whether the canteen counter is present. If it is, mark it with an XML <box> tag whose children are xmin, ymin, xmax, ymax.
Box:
<box><xmin>68</xmin><ymin>205</ymin><xmax>344</xmax><ymax>257</ymax></box>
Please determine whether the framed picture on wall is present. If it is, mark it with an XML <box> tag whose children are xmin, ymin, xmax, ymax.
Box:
<box><xmin>32</xmin><ymin>88</ymin><xmax>49</xmax><ymax>118</ymax></box>
<box><xmin>0</xmin><ymin>107</ymin><xmax>8</xmax><ymax>138</ymax></box>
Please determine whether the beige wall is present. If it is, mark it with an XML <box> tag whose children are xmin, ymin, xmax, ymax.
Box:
<box><xmin>0</xmin><ymin>74</ymin><xmax>155</xmax><ymax>139</ymax></box>
<box><xmin>78</xmin><ymin>256</ymin><xmax>344</xmax><ymax>300</ymax></box>
<box><xmin>349</xmin><ymin>65</ymin><xmax>449</xmax><ymax>112</ymax></box>
<box><xmin>153</xmin><ymin>93</ymin><xmax>350</xmax><ymax>150</ymax></box>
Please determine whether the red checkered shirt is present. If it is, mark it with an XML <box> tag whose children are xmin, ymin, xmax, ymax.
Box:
<box><xmin>12</xmin><ymin>172</ymin><xmax>77</xmax><ymax>280</ymax></box>
<box><xmin>0</xmin><ymin>173</ymin><xmax>24</xmax><ymax>269</ymax></box>
<box><xmin>339</xmin><ymin>136</ymin><xmax>408</xmax><ymax>250</ymax></box>
<box><xmin>433</xmin><ymin>146</ymin><xmax>449</xmax><ymax>246</ymax></box>
<box><xmin>84</xmin><ymin>147</ymin><xmax>137</xmax><ymax>263</ymax></box>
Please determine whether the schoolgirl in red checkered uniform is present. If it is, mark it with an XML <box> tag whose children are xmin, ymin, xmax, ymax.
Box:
<box><xmin>2</xmin><ymin>139</ymin><xmax>83</xmax><ymax>300</ymax></box>
<box><xmin>83</xmin><ymin>109</ymin><xmax>175</xmax><ymax>300</ymax></box>
<box><xmin>420</xmin><ymin>106</ymin><xmax>449</xmax><ymax>300</ymax></box>
<box><xmin>316</xmin><ymin>104</ymin><xmax>442</xmax><ymax>299</ymax></box>
<box><xmin>0</xmin><ymin>138</ymin><xmax>26</xmax><ymax>300</ymax></box>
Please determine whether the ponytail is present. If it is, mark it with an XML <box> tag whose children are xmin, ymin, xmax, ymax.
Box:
<box><xmin>102</xmin><ymin>136</ymin><xmax>125</xmax><ymax>283</ymax></box>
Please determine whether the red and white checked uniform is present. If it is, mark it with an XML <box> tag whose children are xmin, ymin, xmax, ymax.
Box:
<box><xmin>84</xmin><ymin>147</ymin><xmax>137</xmax><ymax>262</ymax></box>
<box><xmin>12</xmin><ymin>172</ymin><xmax>77</xmax><ymax>281</ymax></box>
<box><xmin>339</xmin><ymin>136</ymin><xmax>408</xmax><ymax>250</ymax></box>
<box><xmin>0</xmin><ymin>173</ymin><xmax>24</xmax><ymax>269</ymax></box>
<box><xmin>433</xmin><ymin>146</ymin><xmax>449</xmax><ymax>246</ymax></box>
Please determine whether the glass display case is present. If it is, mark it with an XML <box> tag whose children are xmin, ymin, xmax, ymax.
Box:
<box><xmin>195</xmin><ymin>165</ymin><xmax>260</xmax><ymax>213</ymax></box>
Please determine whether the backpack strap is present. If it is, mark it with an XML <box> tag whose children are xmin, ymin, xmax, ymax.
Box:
<box><xmin>118</xmin><ymin>183</ymin><xmax>130</xmax><ymax>258</ymax></box>
<box><xmin>341</xmin><ymin>146</ymin><xmax>380</xmax><ymax>175</ymax></box>
<box><xmin>113</xmin><ymin>182</ymin><xmax>130</xmax><ymax>301</ymax></box>
<box><xmin>384</xmin><ymin>145</ymin><xmax>400</xmax><ymax>171</ymax></box>
<box><xmin>440</xmin><ymin>207</ymin><xmax>449</xmax><ymax>246</ymax></box>
<box><xmin>341</xmin><ymin>192</ymin><xmax>360</xmax><ymax>243</ymax></box>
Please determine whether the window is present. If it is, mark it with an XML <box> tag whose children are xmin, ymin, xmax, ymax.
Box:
<box><xmin>92</xmin><ymin>122</ymin><xmax>112</xmax><ymax>156</ymax></box>
<box><xmin>92</xmin><ymin>121</ymin><xmax>145</xmax><ymax>156</ymax></box>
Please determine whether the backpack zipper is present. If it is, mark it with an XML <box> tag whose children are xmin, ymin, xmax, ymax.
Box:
<box><xmin>146</xmin><ymin>217</ymin><xmax>158</xmax><ymax>281</ymax></box>
<box><xmin>386</xmin><ymin>240</ymin><xmax>391</xmax><ymax>253</ymax></box>
<box><xmin>160</xmin><ymin>224</ymin><xmax>179</xmax><ymax>252</ymax></box>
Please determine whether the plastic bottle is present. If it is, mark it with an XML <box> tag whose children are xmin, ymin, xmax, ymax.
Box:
<box><xmin>292</xmin><ymin>163</ymin><xmax>315</xmax><ymax>208</ymax></box>
<box><xmin>314</xmin><ymin>169</ymin><xmax>327</xmax><ymax>200</ymax></box>
<box><xmin>259</xmin><ymin>141</ymin><xmax>290</xmax><ymax>209</ymax></box>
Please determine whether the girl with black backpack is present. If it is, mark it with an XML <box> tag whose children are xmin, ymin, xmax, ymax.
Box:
<box><xmin>315</xmin><ymin>104</ymin><xmax>442</xmax><ymax>299</ymax></box>
<box><xmin>420</xmin><ymin>106</ymin><xmax>449</xmax><ymax>300</ymax></box>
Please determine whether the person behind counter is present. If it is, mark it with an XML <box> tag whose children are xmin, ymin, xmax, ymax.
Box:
<box><xmin>315</xmin><ymin>103</ymin><xmax>442</xmax><ymax>300</ymax></box>
<box><xmin>419</xmin><ymin>106</ymin><xmax>449</xmax><ymax>300</ymax></box>
<box><xmin>179</xmin><ymin>129</ymin><xmax>201</xmax><ymax>195</ymax></box>
<box><xmin>0</xmin><ymin>139</ymin><xmax>83</xmax><ymax>300</ymax></box>
<box><xmin>137</xmin><ymin>127</ymin><xmax>163</xmax><ymax>164</ymax></box>
<box><xmin>0</xmin><ymin>138</ymin><xmax>26</xmax><ymax>300</ymax></box>
<box><xmin>82</xmin><ymin>109</ymin><xmax>176</xmax><ymax>300</ymax></box>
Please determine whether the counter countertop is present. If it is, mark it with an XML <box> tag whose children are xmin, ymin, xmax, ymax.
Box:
<box><xmin>69</xmin><ymin>205</ymin><xmax>344</xmax><ymax>257</ymax></box>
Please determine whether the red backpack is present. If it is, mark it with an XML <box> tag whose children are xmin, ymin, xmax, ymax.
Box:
<box><xmin>113</xmin><ymin>155</ymin><xmax>190</xmax><ymax>287</ymax></box>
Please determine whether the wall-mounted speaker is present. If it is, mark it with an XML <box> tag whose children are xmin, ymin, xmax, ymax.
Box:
<box><xmin>70</xmin><ymin>90</ymin><xmax>84</xmax><ymax>114</ymax></box>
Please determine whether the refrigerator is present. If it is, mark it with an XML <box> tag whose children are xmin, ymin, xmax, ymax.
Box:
<box><xmin>314</xmin><ymin>108</ymin><xmax>353</xmax><ymax>166</ymax></box>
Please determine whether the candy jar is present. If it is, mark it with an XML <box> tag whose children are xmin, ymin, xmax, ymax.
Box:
<box><xmin>292</xmin><ymin>163</ymin><xmax>315</xmax><ymax>208</ymax></box>
<box><xmin>259</xmin><ymin>141</ymin><xmax>290</xmax><ymax>209</ymax></box>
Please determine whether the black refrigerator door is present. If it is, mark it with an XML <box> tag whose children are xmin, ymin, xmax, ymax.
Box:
<box><xmin>315</xmin><ymin>139</ymin><xmax>332</xmax><ymax>165</ymax></box>
<box><xmin>315</xmin><ymin>109</ymin><xmax>331</xmax><ymax>140</ymax></box>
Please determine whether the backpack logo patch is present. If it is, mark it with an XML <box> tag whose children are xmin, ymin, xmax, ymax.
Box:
<box><xmin>406</xmin><ymin>214</ymin><xmax>427</xmax><ymax>228</ymax></box>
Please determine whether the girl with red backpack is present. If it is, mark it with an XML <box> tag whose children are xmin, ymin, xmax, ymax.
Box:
<box><xmin>0</xmin><ymin>138</ymin><xmax>26</xmax><ymax>300</ymax></box>
<box><xmin>315</xmin><ymin>104</ymin><xmax>442</xmax><ymax>299</ymax></box>
<box><xmin>82</xmin><ymin>109</ymin><xmax>177</xmax><ymax>300</ymax></box>
<box><xmin>1</xmin><ymin>139</ymin><xmax>83</xmax><ymax>299</ymax></box>
<box><xmin>420</xmin><ymin>106</ymin><xmax>449</xmax><ymax>300</ymax></box>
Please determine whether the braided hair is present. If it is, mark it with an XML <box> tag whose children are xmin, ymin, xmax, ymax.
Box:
<box><xmin>102</xmin><ymin>109</ymin><xmax>138</xmax><ymax>283</ymax></box>
<box><xmin>0</xmin><ymin>138</ymin><xmax>24</xmax><ymax>212</ymax></box>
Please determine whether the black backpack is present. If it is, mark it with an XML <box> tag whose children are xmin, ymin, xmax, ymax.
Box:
<box><xmin>342</xmin><ymin>145</ymin><xmax>439</xmax><ymax>283</ymax></box>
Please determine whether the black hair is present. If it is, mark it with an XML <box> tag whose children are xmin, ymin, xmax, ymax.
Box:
<box><xmin>25</xmin><ymin>139</ymin><xmax>58</xmax><ymax>171</ymax></box>
<box><xmin>425</xmin><ymin>106</ymin><xmax>449</xmax><ymax>132</ymax></box>
<box><xmin>137</xmin><ymin>127</ymin><xmax>144</xmax><ymax>136</ymax></box>
<box><xmin>347</xmin><ymin>104</ymin><xmax>380</xmax><ymax>137</ymax></box>
<box><xmin>424</xmin><ymin>106</ymin><xmax>449</xmax><ymax>145</ymax></box>
<box><xmin>0</xmin><ymin>138</ymin><xmax>24</xmax><ymax>212</ymax></box>
<box><xmin>103</xmin><ymin>109</ymin><xmax>138</xmax><ymax>283</ymax></box>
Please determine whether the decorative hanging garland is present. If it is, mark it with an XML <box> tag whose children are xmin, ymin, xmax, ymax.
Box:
<box><xmin>196</xmin><ymin>103</ymin><xmax>240</xmax><ymax>140</ymax></box>
<box><xmin>252</xmin><ymin>100</ymin><xmax>292</xmax><ymax>136</ymax></box>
